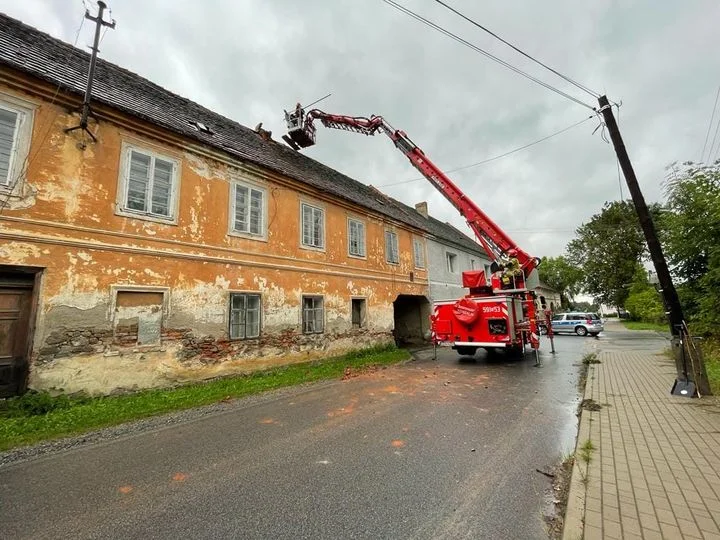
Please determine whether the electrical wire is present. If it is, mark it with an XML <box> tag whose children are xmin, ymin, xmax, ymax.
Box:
<box><xmin>707</xmin><ymin>108</ymin><xmax>720</xmax><ymax>164</ymax></box>
<box><xmin>431</xmin><ymin>0</ymin><xmax>600</xmax><ymax>98</ymax></box>
<box><xmin>0</xmin><ymin>8</ymin><xmax>87</xmax><ymax>216</ymax></box>
<box><xmin>377</xmin><ymin>114</ymin><xmax>594</xmax><ymax>187</ymax></box>
<box><xmin>380</xmin><ymin>0</ymin><xmax>596</xmax><ymax>111</ymax></box>
<box><xmin>700</xmin><ymin>85</ymin><xmax>720</xmax><ymax>163</ymax></box>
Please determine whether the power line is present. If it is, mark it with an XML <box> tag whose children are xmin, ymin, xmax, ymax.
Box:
<box><xmin>377</xmin><ymin>114</ymin><xmax>594</xmax><ymax>187</ymax></box>
<box><xmin>707</xmin><ymin>106</ymin><xmax>720</xmax><ymax>164</ymax></box>
<box><xmin>431</xmin><ymin>0</ymin><xmax>599</xmax><ymax>98</ymax></box>
<box><xmin>380</xmin><ymin>0</ymin><xmax>596</xmax><ymax>111</ymax></box>
<box><xmin>700</xmin><ymin>85</ymin><xmax>720</xmax><ymax>162</ymax></box>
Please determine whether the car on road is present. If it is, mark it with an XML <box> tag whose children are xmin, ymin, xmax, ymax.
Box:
<box><xmin>550</xmin><ymin>312</ymin><xmax>604</xmax><ymax>336</ymax></box>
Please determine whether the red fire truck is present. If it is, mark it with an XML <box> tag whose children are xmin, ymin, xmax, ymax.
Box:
<box><xmin>283</xmin><ymin>106</ymin><xmax>547</xmax><ymax>363</ymax></box>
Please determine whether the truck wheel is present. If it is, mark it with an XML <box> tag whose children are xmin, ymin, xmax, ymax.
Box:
<box><xmin>575</xmin><ymin>326</ymin><xmax>588</xmax><ymax>336</ymax></box>
<box><xmin>456</xmin><ymin>346</ymin><xmax>477</xmax><ymax>357</ymax></box>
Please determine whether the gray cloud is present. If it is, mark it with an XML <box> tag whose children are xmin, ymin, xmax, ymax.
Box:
<box><xmin>3</xmin><ymin>0</ymin><xmax>719</xmax><ymax>257</ymax></box>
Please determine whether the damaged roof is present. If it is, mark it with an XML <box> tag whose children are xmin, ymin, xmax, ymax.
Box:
<box><xmin>0</xmin><ymin>13</ymin><xmax>484</xmax><ymax>256</ymax></box>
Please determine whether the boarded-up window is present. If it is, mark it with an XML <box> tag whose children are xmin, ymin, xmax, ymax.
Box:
<box><xmin>114</xmin><ymin>291</ymin><xmax>164</xmax><ymax>346</ymax></box>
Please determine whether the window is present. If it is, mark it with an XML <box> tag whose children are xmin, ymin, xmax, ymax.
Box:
<box><xmin>484</xmin><ymin>264</ymin><xmax>492</xmax><ymax>284</ymax></box>
<box><xmin>348</xmin><ymin>218</ymin><xmax>366</xmax><ymax>257</ymax></box>
<box><xmin>352</xmin><ymin>298</ymin><xmax>366</xmax><ymax>329</ymax></box>
<box><xmin>229</xmin><ymin>293</ymin><xmax>261</xmax><ymax>339</ymax></box>
<box><xmin>0</xmin><ymin>97</ymin><xmax>33</xmax><ymax>188</ymax></box>
<box><xmin>113</xmin><ymin>289</ymin><xmax>165</xmax><ymax>346</ymax></box>
<box><xmin>301</xmin><ymin>203</ymin><xmax>324</xmax><ymax>248</ymax></box>
<box><xmin>470</xmin><ymin>259</ymin><xmax>476</xmax><ymax>270</ymax></box>
<box><xmin>119</xmin><ymin>145</ymin><xmax>179</xmax><ymax>220</ymax></box>
<box><xmin>446</xmin><ymin>252</ymin><xmax>458</xmax><ymax>273</ymax></box>
<box><xmin>302</xmin><ymin>296</ymin><xmax>324</xmax><ymax>334</ymax></box>
<box><xmin>232</xmin><ymin>182</ymin><xmax>265</xmax><ymax>237</ymax></box>
<box><xmin>385</xmin><ymin>230</ymin><xmax>399</xmax><ymax>264</ymax></box>
<box><xmin>413</xmin><ymin>238</ymin><xmax>425</xmax><ymax>268</ymax></box>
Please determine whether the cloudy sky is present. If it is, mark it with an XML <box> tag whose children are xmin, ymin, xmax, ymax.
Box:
<box><xmin>2</xmin><ymin>0</ymin><xmax>719</xmax><ymax>257</ymax></box>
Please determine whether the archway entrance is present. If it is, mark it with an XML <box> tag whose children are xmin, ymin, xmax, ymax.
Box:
<box><xmin>392</xmin><ymin>294</ymin><xmax>431</xmax><ymax>346</ymax></box>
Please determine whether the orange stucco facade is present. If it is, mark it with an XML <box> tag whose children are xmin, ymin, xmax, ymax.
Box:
<box><xmin>0</xmin><ymin>70</ymin><xmax>430</xmax><ymax>394</ymax></box>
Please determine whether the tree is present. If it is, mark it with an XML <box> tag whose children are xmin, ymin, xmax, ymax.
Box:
<box><xmin>537</xmin><ymin>255</ymin><xmax>582</xmax><ymax>308</ymax></box>
<box><xmin>624</xmin><ymin>264</ymin><xmax>665</xmax><ymax>323</ymax></box>
<box><xmin>570</xmin><ymin>300</ymin><xmax>599</xmax><ymax>312</ymax></box>
<box><xmin>663</xmin><ymin>162</ymin><xmax>720</xmax><ymax>334</ymax></box>
<box><xmin>567</xmin><ymin>200</ymin><xmax>660</xmax><ymax>309</ymax></box>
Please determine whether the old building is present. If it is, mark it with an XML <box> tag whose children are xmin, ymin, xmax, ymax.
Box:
<box><xmin>0</xmin><ymin>14</ymin><xmax>440</xmax><ymax>396</ymax></box>
<box><xmin>410</xmin><ymin>202</ymin><xmax>493</xmax><ymax>303</ymax></box>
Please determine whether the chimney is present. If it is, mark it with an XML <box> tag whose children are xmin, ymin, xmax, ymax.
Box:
<box><xmin>415</xmin><ymin>201</ymin><xmax>428</xmax><ymax>218</ymax></box>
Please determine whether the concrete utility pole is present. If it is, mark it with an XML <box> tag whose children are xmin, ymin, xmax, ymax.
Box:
<box><xmin>597</xmin><ymin>95</ymin><xmax>710</xmax><ymax>397</ymax></box>
<box><xmin>65</xmin><ymin>1</ymin><xmax>115</xmax><ymax>142</ymax></box>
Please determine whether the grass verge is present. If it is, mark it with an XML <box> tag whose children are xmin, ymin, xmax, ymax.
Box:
<box><xmin>0</xmin><ymin>345</ymin><xmax>409</xmax><ymax>452</ymax></box>
<box><xmin>699</xmin><ymin>338</ymin><xmax>720</xmax><ymax>396</ymax></box>
<box><xmin>620</xmin><ymin>321</ymin><xmax>669</xmax><ymax>332</ymax></box>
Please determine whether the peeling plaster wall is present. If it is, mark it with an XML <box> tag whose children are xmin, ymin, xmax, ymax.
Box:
<box><xmin>0</xmin><ymin>78</ymin><xmax>428</xmax><ymax>395</ymax></box>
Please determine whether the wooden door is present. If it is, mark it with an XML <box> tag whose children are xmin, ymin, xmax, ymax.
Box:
<box><xmin>0</xmin><ymin>287</ymin><xmax>32</xmax><ymax>397</ymax></box>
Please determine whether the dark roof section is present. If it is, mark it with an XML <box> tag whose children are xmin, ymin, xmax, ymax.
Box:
<box><xmin>0</xmin><ymin>12</ymin><xmax>484</xmax><ymax>257</ymax></box>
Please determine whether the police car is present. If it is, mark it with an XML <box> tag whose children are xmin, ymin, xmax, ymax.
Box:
<box><xmin>550</xmin><ymin>312</ymin><xmax>604</xmax><ymax>336</ymax></box>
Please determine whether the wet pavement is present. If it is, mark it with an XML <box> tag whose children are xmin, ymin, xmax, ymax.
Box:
<box><xmin>1</xmin><ymin>335</ymin><xmax>591</xmax><ymax>539</ymax></box>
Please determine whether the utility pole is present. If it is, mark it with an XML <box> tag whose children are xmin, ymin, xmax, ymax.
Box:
<box><xmin>65</xmin><ymin>1</ymin><xmax>115</xmax><ymax>142</ymax></box>
<box><xmin>598</xmin><ymin>95</ymin><xmax>709</xmax><ymax>397</ymax></box>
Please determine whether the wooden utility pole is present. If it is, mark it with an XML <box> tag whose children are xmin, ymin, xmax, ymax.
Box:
<box><xmin>598</xmin><ymin>95</ymin><xmax>710</xmax><ymax>396</ymax></box>
<box><xmin>65</xmin><ymin>1</ymin><xmax>115</xmax><ymax>142</ymax></box>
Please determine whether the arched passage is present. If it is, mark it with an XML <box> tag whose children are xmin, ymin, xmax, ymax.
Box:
<box><xmin>392</xmin><ymin>294</ymin><xmax>431</xmax><ymax>346</ymax></box>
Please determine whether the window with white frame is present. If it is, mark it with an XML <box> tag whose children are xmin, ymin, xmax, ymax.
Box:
<box><xmin>413</xmin><ymin>238</ymin><xmax>425</xmax><ymax>268</ymax></box>
<box><xmin>119</xmin><ymin>145</ymin><xmax>178</xmax><ymax>219</ymax></box>
<box><xmin>470</xmin><ymin>259</ymin><xmax>476</xmax><ymax>270</ymax></box>
<box><xmin>0</xmin><ymin>98</ymin><xmax>33</xmax><ymax>188</ymax></box>
<box><xmin>446</xmin><ymin>252</ymin><xmax>458</xmax><ymax>273</ymax></box>
<box><xmin>348</xmin><ymin>218</ymin><xmax>366</xmax><ymax>257</ymax></box>
<box><xmin>232</xmin><ymin>182</ymin><xmax>265</xmax><ymax>237</ymax></box>
<box><xmin>302</xmin><ymin>295</ymin><xmax>324</xmax><ymax>334</ymax></box>
<box><xmin>301</xmin><ymin>203</ymin><xmax>324</xmax><ymax>248</ymax></box>
<box><xmin>229</xmin><ymin>293</ymin><xmax>261</xmax><ymax>339</ymax></box>
<box><xmin>385</xmin><ymin>230</ymin><xmax>399</xmax><ymax>264</ymax></box>
<box><xmin>485</xmin><ymin>264</ymin><xmax>493</xmax><ymax>284</ymax></box>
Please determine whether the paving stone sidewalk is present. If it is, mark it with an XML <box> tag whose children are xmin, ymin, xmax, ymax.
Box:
<box><xmin>563</xmin><ymin>332</ymin><xmax>720</xmax><ymax>540</ymax></box>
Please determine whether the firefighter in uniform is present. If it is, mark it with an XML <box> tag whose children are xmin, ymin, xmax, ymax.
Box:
<box><xmin>501</xmin><ymin>249</ymin><xmax>523</xmax><ymax>289</ymax></box>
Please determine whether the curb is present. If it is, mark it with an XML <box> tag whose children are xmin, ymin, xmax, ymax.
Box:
<box><xmin>561</xmin><ymin>360</ymin><xmax>598</xmax><ymax>539</ymax></box>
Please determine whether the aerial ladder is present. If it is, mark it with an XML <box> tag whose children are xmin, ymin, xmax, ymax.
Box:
<box><xmin>283</xmin><ymin>105</ymin><xmax>548</xmax><ymax>363</ymax></box>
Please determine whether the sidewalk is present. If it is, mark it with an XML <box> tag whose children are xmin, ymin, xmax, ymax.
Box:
<box><xmin>563</xmin><ymin>328</ymin><xmax>720</xmax><ymax>540</ymax></box>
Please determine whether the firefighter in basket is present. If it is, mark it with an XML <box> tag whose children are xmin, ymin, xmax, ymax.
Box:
<box><xmin>500</xmin><ymin>249</ymin><xmax>523</xmax><ymax>289</ymax></box>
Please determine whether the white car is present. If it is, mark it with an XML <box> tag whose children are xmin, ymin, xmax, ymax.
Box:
<box><xmin>550</xmin><ymin>312</ymin><xmax>604</xmax><ymax>336</ymax></box>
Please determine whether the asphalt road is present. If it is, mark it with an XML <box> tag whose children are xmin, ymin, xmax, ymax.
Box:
<box><xmin>0</xmin><ymin>334</ymin><xmax>592</xmax><ymax>540</ymax></box>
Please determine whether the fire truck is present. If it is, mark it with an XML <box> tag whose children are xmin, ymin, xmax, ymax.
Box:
<box><xmin>283</xmin><ymin>106</ymin><xmax>546</xmax><ymax>363</ymax></box>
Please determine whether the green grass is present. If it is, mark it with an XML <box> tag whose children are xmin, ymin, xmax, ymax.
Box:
<box><xmin>582</xmin><ymin>353</ymin><xmax>601</xmax><ymax>365</ymax></box>
<box><xmin>621</xmin><ymin>321</ymin><xmax>670</xmax><ymax>332</ymax></box>
<box><xmin>0</xmin><ymin>345</ymin><xmax>409</xmax><ymax>451</ymax></box>
<box><xmin>700</xmin><ymin>338</ymin><xmax>720</xmax><ymax>396</ymax></box>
